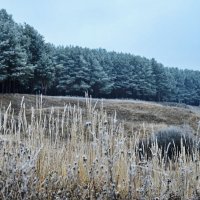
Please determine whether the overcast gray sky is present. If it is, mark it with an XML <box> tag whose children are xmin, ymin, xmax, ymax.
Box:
<box><xmin>1</xmin><ymin>0</ymin><xmax>200</xmax><ymax>70</ymax></box>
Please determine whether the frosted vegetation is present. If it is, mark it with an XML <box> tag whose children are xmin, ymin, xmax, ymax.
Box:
<box><xmin>0</xmin><ymin>96</ymin><xmax>200</xmax><ymax>199</ymax></box>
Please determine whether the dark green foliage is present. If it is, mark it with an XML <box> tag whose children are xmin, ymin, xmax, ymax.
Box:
<box><xmin>34</xmin><ymin>51</ymin><xmax>55</xmax><ymax>94</ymax></box>
<box><xmin>1</xmin><ymin>9</ymin><xmax>200</xmax><ymax>105</ymax></box>
<box><xmin>0</xmin><ymin>9</ymin><xmax>27</xmax><ymax>93</ymax></box>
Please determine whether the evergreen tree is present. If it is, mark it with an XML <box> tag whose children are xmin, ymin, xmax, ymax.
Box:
<box><xmin>0</xmin><ymin>9</ymin><xmax>28</xmax><ymax>93</ymax></box>
<box><xmin>151</xmin><ymin>59</ymin><xmax>171</xmax><ymax>101</ymax></box>
<box><xmin>88</xmin><ymin>56</ymin><xmax>113</xmax><ymax>97</ymax></box>
<box><xmin>34</xmin><ymin>50</ymin><xmax>55</xmax><ymax>94</ymax></box>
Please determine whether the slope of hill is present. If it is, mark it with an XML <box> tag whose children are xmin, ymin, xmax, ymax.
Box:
<box><xmin>1</xmin><ymin>93</ymin><xmax>199</xmax><ymax>134</ymax></box>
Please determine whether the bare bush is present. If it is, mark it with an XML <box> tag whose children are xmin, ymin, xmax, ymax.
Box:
<box><xmin>138</xmin><ymin>126</ymin><xmax>198</xmax><ymax>161</ymax></box>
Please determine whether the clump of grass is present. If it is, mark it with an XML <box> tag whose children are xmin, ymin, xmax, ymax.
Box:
<box><xmin>138</xmin><ymin>125</ymin><xmax>197</xmax><ymax>162</ymax></box>
<box><xmin>0</xmin><ymin>95</ymin><xmax>200</xmax><ymax>199</ymax></box>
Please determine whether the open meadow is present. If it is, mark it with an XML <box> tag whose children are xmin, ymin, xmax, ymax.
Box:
<box><xmin>0</xmin><ymin>94</ymin><xmax>200</xmax><ymax>199</ymax></box>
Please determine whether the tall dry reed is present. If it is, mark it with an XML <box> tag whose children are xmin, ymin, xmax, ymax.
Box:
<box><xmin>0</xmin><ymin>95</ymin><xmax>199</xmax><ymax>199</ymax></box>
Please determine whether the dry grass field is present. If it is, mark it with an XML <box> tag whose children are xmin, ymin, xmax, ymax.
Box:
<box><xmin>0</xmin><ymin>94</ymin><xmax>200</xmax><ymax>199</ymax></box>
<box><xmin>1</xmin><ymin>93</ymin><xmax>200</xmax><ymax>132</ymax></box>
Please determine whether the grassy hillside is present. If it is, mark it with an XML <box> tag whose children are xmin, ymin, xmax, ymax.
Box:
<box><xmin>0</xmin><ymin>94</ymin><xmax>200</xmax><ymax>199</ymax></box>
<box><xmin>1</xmin><ymin>93</ymin><xmax>199</xmax><ymax>133</ymax></box>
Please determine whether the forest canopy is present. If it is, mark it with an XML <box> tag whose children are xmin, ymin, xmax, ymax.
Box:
<box><xmin>0</xmin><ymin>9</ymin><xmax>200</xmax><ymax>105</ymax></box>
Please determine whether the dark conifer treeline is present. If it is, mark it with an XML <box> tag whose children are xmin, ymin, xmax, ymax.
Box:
<box><xmin>0</xmin><ymin>9</ymin><xmax>200</xmax><ymax>105</ymax></box>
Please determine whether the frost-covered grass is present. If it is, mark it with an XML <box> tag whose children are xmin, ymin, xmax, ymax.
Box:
<box><xmin>0</xmin><ymin>95</ymin><xmax>200</xmax><ymax>199</ymax></box>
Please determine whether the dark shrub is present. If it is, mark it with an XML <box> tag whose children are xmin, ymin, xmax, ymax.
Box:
<box><xmin>138</xmin><ymin>126</ymin><xmax>196</xmax><ymax>161</ymax></box>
